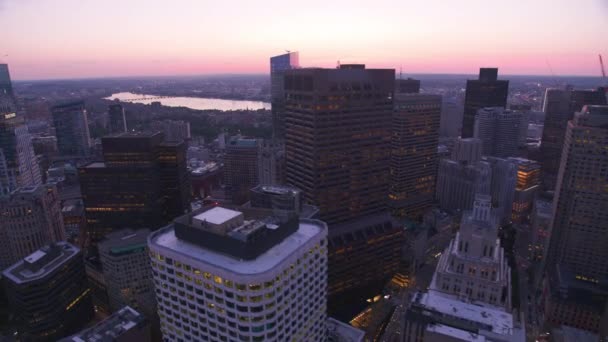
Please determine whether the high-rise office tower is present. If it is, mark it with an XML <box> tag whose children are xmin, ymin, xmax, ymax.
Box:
<box><xmin>150</xmin><ymin>119</ymin><xmax>191</xmax><ymax>142</ymax></box>
<box><xmin>0</xmin><ymin>184</ymin><xmax>65</xmax><ymax>270</ymax></box>
<box><xmin>431</xmin><ymin>193</ymin><xmax>512</xmax><ymax>309</ymax></box>
<box><xmin>284</xmin><ymin>65</ymin><xmax>404</xmax><ymax>300</ymax></box>
<box><xmin>108</xmin><ymin>103</ymin><xmax>127</xmax><ymax>135</ymax></box>
<box><xmin>436</xmin><ymin>138</ymin><xmax>492</xmax><ymax>213</ymax></box>
<box><xmin>0</xmin><ymin>64</ymin><xmax>13</xmax><ymax>96</ymax></box>
<box><xmin>462</xmin><ymin>68</ymin><xmax>509</xmax><ymax>138</ymax></box>
<box><xmin>543</xmin><ymin>105</ymin><xmax>608</xmax><ymax>332</ymax></box>
<box><xmin>99</xmin><ymin>229</ymin><xmax>156</xmax><ymax>317</ymax></box>
<box><xmin>539</xmin><ymin>88</ymin><xmax>607</xmax><ymax>190</ymax></box>
<box><xmin>389</xmin><ymin>93</ymin><xmax>441</xmax><ymax>220</ymax></box>
<box><xmin>0</xmin><ymin>112</ymin><xmax>42</xmax><ymax>196</ymax></box>
<box><xmin>148</xmin><ymin>206</ymin><xmax>328</xmax><ymax>341</ymax></box>
<box><xmin>474</xmin><ymin>107</ymin><xmax>522</xmax><ymax>158</ymax></box>
<box><xmin>224</xmin><ymin>137</ymin><xmax>259</xmax><ymax>205</ymax></box>
<box><xmin>509</xmin><ymin>157</ymin><xmax>541</xmax><ymax>223</ymax></box>
<box><xmin>51</xmin><ymin>101</ymin><xmax>91</xmax><ymax>157</ymax></box>
<box><xmin>79</xmin><ymin>132</ymin><xmax>190</xmax><ymax>243</ymax></box>
<box><xmin>284</xmin><ymin>64</ymin><xmax>393</xmax><ymax>224</ymax></box>
<box><xmin>270</xmin><ymin>51</ymin><xmax>299</xmax><ymax>141</ymax></box>
<box><xmin>0</xmin><ymin>64</ymin><xmax>42</xmax><ymax>196</ymax></box>
<box><xmin>3</xmin><ymin>242</ymin><xmax>94</xmax><ymax>341</ymax></box>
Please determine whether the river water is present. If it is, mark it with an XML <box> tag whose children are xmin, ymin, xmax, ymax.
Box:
<box><xmin>105</xmin><ymin>92</ymin><xmax>270</xmax><ymax>111</ymax></box>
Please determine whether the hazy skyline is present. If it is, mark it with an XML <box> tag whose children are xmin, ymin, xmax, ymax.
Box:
<box><xmin>1</xmin><ymin>0</ymin><xmax>607</xmax><ymax>80</ymax></box>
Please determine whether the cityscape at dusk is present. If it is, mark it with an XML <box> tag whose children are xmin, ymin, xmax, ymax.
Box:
<box><xmin>1</xmin><ymin>0</ymin><xmax>608</xmax><ymax>79</ymax></box>
<box><xmin>0</xmin><ymin>1</ymin><xmax>607</xmax><ymax>342</ymax></box>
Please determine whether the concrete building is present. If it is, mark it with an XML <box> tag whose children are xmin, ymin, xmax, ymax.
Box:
<box><xmin>474</xmin><ymin>107</ymin><xmax>522</xmax><ymax>158</ymax></box>
<box><xmin>436</xmin><ymin>138</ymin><xmax>491</xmax><ymax>213</ymax></box>
<box><xmin>539</xmin><ymin>87</ymin><xmax>606</xmax><ymax>190</ymax></box>
<box><xmin>51</xmin><ymin>101</ymin><xmax>91</xmax><ymax>157</ymax></box>
<box><xmin>432</xmin><ymin>193</ymin><xmax>512</xmax><ymax>310</ymax></box>
<box><xmin>485</xmin><ymin>157</ymin><xmax>517</xmax><ymax>224</ymax></box>
<box><xmin>224</xmin><ymin>137</ymin><xmax>259</xmax><ymax>205</ymax></box>
<box><xmin>3</xmin><ymin>242</ymin><xmax>93</xmax><ymax>341</ymax></box>
<box><xmin>542</xmin><ymin>105</ymin><xmax>608</xmax><ymax>333</ymax></box>
<box><xmin>270</xmin><ymin>51</ymin><xmax>299</xmax><ymax>141</ymax></box>
<box><xmin>462</xmin><ymin>68</ymin><xmax>509</xmax><ymax>138</ymax></box>
<box><xmin>257</xmin><ymin>139</ymin><xmax>284</xmax><ymax>186</ymax></box>
<box><xmin>389</xmin><ymin>93</ymin><xmax>441</xmax><ymax>220</ymax></box>
<box><xmin>79</xmin><ymin>132</ymin><xmax>190</xmax><ymax>244</ymax></box>
<box><xmin>148</xmin><ymin>206</ymin><xmax>328</xmax><ymax>341</ymax></box>
<box><xmin>0</xmin><ymin>184</ymin><xmax>65</xmax><ymax>270</ymax></box>
<box><xmin>108</xmin><ymin>103</ymin><xmax>127</xmax><ymax>135</ymax></box>
<box><xmin>99</xmin><ymin>229</ymin><xmax>156</xmax><ymax>317</ymax></box>
<box><xmin>249</xmin><ymin>184</ymin><xmax>319</xmax><ymax>219</ymax></box>
<box><xmin>151</xmin><ymin>119</ymin><xmax>191</xmax><ymax>142</ymax></box>
<box><xmin>61</xmin><ymin>306</ymin><xmax>151</xmax><ymax>342</ymax></box>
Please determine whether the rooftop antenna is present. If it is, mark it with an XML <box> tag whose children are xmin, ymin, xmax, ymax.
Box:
<box><xmin>400</xmin><ymin>65</ymin><xmax>403</xmax><ymax>80</ymax></box>
<box><xmin>336</xmin><ymin>60</ymin><xmax>340</xmax><ymax>69</ymax></box>
<box><xmin>545</xmin><ymin>59</ymin><xmax>559</xmax><ymax>87</ymax></box>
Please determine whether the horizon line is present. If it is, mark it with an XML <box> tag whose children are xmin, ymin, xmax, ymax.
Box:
<box><xmin>12</xmin><ymin>71</ymin><xmax>606</xmax><ymax>83</ymax></box>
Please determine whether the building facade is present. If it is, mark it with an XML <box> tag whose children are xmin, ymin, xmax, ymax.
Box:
<box><xmin>151</xmin><ymin>119</ymin><xmax>191</xmax><ymax>142</ymax></box>
<box><xmin>0</xmin><ymin>65</ymin><xmax>42</xmax><ymax>196</ymax></box>
<box><xmin>108</xmin><ymin>103</ymin><xmax>128</xmax><ymax>135</ymax></box>
<box><xmin>543</xmin><ymin>105</ymin><xmax>608</xmax><ymax>333</ymax></box>
<box><xmin>431</xmin><ymin>194</ymin><xmax>512</xmax><ymax>310</ymax></box>
<box><xmin>436</xmin><ymin>138</ymin><xmax>492</xmax><ymax>213</ymax></box>
<box><xmin>284</xmin><ymin>64</ymin><xmax>394</xmax><ymax>225</ymax></box>
<box><xmin>509</xmin><ymin>157</ymin><xmax>541</xmax><ymax>223</ymax></box>
<box><xmin>270</xmin><ymin>51</ymin><xmax>299</xmax><ymax>141</ymax></box>
<box><xmin>462</xmin><ymin>68</ymin><xmax>509</xmax><ymax>138</ymax></box>
<box><xmin>79</xmin><ymin>132</ymin><xmax>190</xmax><ymax>244</ymax></box>
<box><xmin>2</xmin><ymin>242</ymin><xmax>93</xmax><ymax>341</ymax></box>
<box><xmin>148</xmin><ymin>206</ymin><xmax>328</xmax><ymax>341</ymax></box>
<box><xmin>0</xmin><ymin>184</ymin><xmax>65</xmax><ymax>270</ymax></box>
<box><xmin>539</xmin><ymin>88</ymin><xmax>607</xmax><ymax>190</ymax></box>
<box><xmin>257</xmin><ymin>139</ymin><xmax>284</xmax><ymax>186</ymax></box>
<box><xmin>474</xmin><ymin>107</ymin><xmax>522</xmax><ymax>158</ymax></box>
<box><xmin>224</xmin><ymin>137</ymin><xmax>259</xmax><ymax>205</ymax></box>
<box><xmin>99</xmin><ymin>229</ymin><xmax>156</xmax><ymax>317</ymax></box>
<box><xmin>389</xmin><ymin>93</ymin><xmax>441</xmax><ymax>220</ymax></box>
<box><xmin>51</xmin><ymin>101</ymin><xmax>91</xmax><ymax>157</ymax></box>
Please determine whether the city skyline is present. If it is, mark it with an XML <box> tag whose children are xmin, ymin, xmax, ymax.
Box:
<box><xmin>1</xmin><ymin>0</ymin><xmax>607</xmax><ymax>79</ymax></box>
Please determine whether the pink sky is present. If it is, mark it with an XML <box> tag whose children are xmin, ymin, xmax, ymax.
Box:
<box><xmin>1</xmin><ymin>0</ymin><xmax>607</xmax><ymax>80</ymax></box>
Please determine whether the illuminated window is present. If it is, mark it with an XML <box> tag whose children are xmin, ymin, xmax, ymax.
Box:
<box><xmin>214</xmin><ymin>276</ymin><xmax>223</xmax><ymax>285</ymax></box>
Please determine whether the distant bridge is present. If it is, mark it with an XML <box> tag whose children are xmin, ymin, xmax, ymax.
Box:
<box><xmin>118</xmin><ymin>96</ymin><xmax>176</xmax><ymax>102</ymax></box>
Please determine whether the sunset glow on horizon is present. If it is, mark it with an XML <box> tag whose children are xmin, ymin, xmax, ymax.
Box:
<box><xmin>1</xmin><ymin>0</ymin><xmax>607</xmax><ymax>80</ymax></box>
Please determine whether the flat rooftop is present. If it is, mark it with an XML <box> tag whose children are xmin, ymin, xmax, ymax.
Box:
<box><xmin>327</xmin><ymin>318</ymin><xmax>365</xmax><ymax>342</ymax></box>
<box><xmin>3</xmin><ymin>242</ymin><xmax>80</xmax><ymax>284</ymax></box>
<box><xmin>65</xmin><ymin>306</ymin><xmax>145</xmax><ymax>342</ymax></box>
<box><xmin>426</xmin><ymin>323</ymin><xmax>486</xmax><ymax>342</ymax></box>
<box><xmin>193</xmin><ymin>207</ymin><xmax>242</xmax><ymax>225</ymax></box>
<box><xmin>418</xmin><ymin>290</ymin><xmax>513</xmax><ymax>336</ymax></box>
<box><xmin>99</xmin><ymin>229</ymin><xmax>151</xmax><ymax>256</ymax></box>
<box><xmin>149</xmin><ymin>219</ymin><xmax>326</xmax><ymax>275</ymax></box>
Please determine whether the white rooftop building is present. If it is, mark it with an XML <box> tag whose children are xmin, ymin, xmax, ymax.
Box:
<box><xmin>431</xmin><ymin>193</ymin><xmax>512</xmax><ymax>310</ymax></box>
<box><xmin>403</xmin><ymin>290</ymin><xmax>525</xmax><ymax>342</ymax></box>
<box><xmin>148</xmin><ymin>206</ymin><xmax>328</xmax><ymax>341</ymax></box>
